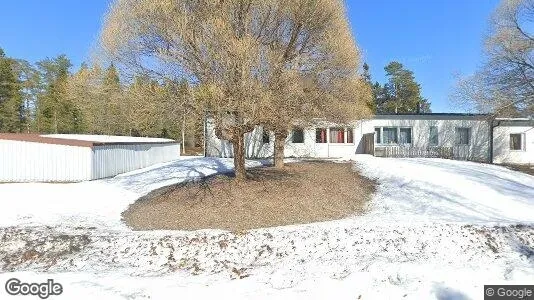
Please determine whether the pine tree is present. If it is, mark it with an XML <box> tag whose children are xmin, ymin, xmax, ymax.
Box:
<box><xmin>13</xmin><ymin>59</ymin><xmax>40</xmax><ymax>133</ymax></box>
<box><xmin>0</xmin><ymin>48</ymin><xmax>24</xmax><ymax>132</ymax></box>
<box><xmin>382</xmin><ymin>61</ymin><xmax>431</xmax><ymax>113</ymax></box>
<box><xmin>362</xmin><ymin>63</ymin><xmax>377</xmax><ymax>113</ymax></box>
<box><xmin>362</xmin><ymin>63</ymin><xmax>371</xmax><ymax>82</ymax></box>
<box><xmin>36</xmin><ymin>55</ymin><xmax>75</xmax><ymax>133</ymax></box>
<box><xmin>373</xmin><ymin>82</ymin><xmax>388</xmax><ymax>113</ymax></box>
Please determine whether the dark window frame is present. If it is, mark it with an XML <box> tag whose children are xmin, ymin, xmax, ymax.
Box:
<box><xmin>455</xmin><ymin>127</ymin><xmax>471</xmax><ymax>145</ymax></box>
<box><xmin>329</xmin><ymin>127</ymin><xmax>345</xmax><ymax>143</ymax></box>
<box><xmin>315</xmin><ymin>128</ymin><xmax>327</xmax><ymax>143</ymax></box>
<box><xmin>510</xmin><ymin>133</ymin><xmax>523</xmax><ymax>150</ymax></box>
<box><xmin>292</xmin><ymin>128</ymin><xmax>304</xmax><ymax>143</ymax></box>
<box><xmin>374</xmin><ymin>128</ymin><xmax>381</xmax><ymax>144</ymax></box>
<box><xmin>399</xmin><ymin>127</ymin><xmax>412</xmax><ymax>144</ymax></box>
<box><xmin>382</xmin><ymin>127</ymin><xmax>398</xmax><ymax>144</ymax></box>
<box><xmin>429</xmin><ymin>126</ymin><xmax>438</xmax><ymax>146</ymax></box>
<box><xmin>346</xmin><ymin>128</ymin><xmax>354</xmax><ymax>144</ymax></box>
<box><xmin>262</xmin><ymin>131</ymin><xmax>270</xmax><ymax>144</ymax></box>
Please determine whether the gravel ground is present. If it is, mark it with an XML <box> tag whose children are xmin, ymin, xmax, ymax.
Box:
<box><xmin>0</xmin><ymin>224</ymin><xmax>532</xmax><ymax>279</ymax></box>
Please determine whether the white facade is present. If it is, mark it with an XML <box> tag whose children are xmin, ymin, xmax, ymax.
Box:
<box><xmin>205</xmin><ymin>114</ymin><xmax>533</xmax><ymax>165</ymax></box>
<box><xmin>205</xmin><ymin>119</ymin><xmax>358</xmax><ymax>159</ymax></box>
<box><xmin>359</xmin><ymin>116</ymin><xmax>491</xmax><ymax>162</ymax></box>
<box><xmin>492</xmin><ymin>120</ymin><xmax>534</xmax><ymax>165</ymax></box>
<box><xmin>0</xmin><ymin>135</ymin><xmax>180</xmax><ymax>182</ymax></box>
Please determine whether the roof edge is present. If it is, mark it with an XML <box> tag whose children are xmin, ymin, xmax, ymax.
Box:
<box><xmin>0</xmin><ymin>134</ymin><xmax>177</xmax><ymax>148</ymax></box>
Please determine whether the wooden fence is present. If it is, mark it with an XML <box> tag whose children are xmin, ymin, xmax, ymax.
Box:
<box><xmin>362</xmin><ymin>133</ymin><xmax>375</xmax><ymax>155</ymax></box>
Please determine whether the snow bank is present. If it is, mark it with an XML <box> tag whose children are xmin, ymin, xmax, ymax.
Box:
<box><xmin>1</xmin><ymin>224</ymin><xmax>533</xmax><ymax>300</ymax></box>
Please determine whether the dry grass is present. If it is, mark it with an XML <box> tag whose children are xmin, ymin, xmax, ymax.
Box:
<box><xmin>504</xmin><ymin>164</ymin><xmax>534</xmax><ymax>176</ymax></box>
<box><xmin>122</xmin><ymin>161</ymin><xmax>376</xmax><ymax>231</ymax></box>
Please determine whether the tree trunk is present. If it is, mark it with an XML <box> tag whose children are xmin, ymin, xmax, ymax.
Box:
<box><xmin>274</xmin><ymin>131</ymin><xmax>287</xmax><ymax>169</ymax></box>
<box><xmin>53</xmin><ymin>111</ymin><xmax>58</xmax><ymax>134</ymax></box>
<box><xmin>233</xmin><ymin>130</ymin><xmax>247</xmax><ymax>181</ymax></box>
<box><xmin>181</xmin><ymin>115</ymin><xmax>186</xmax><ymax>155</ymax></box>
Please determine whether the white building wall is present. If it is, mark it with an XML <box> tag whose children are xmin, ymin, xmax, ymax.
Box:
<box><xmin>357</xmin><ymin>118</ymin><xmax>491</xmax><ymax>162</ymax></box>
<box><xmin>0</xmin><ymin>140</ymin><xmax>92</xmax><ymax>182</ymax></box>
<box><xmin>493</xmin><ymin>126</ymin><xmax>534</xmax><ymax>165</ymax></box>
<box><xmin>91</xmin><ymin>143</ymin><xmax>181</xmax><ymax>179</ymax></box>
<box><xmin>205</xmin><ymin>117</ymin><xmax>493</xmax><ymax>161</ymax></box>
<box><xmin>205</xmin><ymin>120</ymin><xmax>359</xmax><ymax>159</ymax></box>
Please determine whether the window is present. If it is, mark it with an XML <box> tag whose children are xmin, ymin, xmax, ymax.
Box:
<box><xmin>510</xmin><ymin>134</ymin><xmax>523</xmax><ymax>150</ymax></box>
<box><xmin>375</xmin><ymin>128</ymin><xmax>381</xmax><ymax>144</ymax></box>
<box><xmin>316</xmin><ymin>128</ymin><xmax>327</xmax><ymax>143</ymax></box>
<box><xmin>455</xmin><ymin>127</ymin><xmax>470</xmax><ymax>145</ymax></box>
<box><xmin>292</xmin><ymin>128</ymin><xmax>304</xmax><ymax>143</ymax></box>
<box><xmin>429</xmin><ymin>126</ymin><xmax>438</xmax><ymax>146</ymax></box>
<box><xmin>329</xmin><ymin>128</ymin><xmax>345</xmax><ymax>143</ymax></box>
<box><xmin>262</xmin><ymin>131</ymin><xmax>270</xmax><ymax>144</ymax></box>
<box><xmin>347</xmin><ymin>128</ymin><xmax>354</xmax><ymax>143</ymax></box>
<box><xmin>382</xmin><ymin>127</ymin><xmax>398</xmax><ymax>144</ymax></box>
<box><xmin>399</xmin><ymin>128</ymin><xmax>412</xmax><ymax>144</ymax></box>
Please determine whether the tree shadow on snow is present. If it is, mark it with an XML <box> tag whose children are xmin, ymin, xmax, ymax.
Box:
<box><xmin>433</xmin><ymin>284</ymin><xmax>471</xmax><ymax>300</ymax></box>
<box><xmin>104</xmin><ymin>157</ymin><xmax>272</xmax><ymax>194</ymax></box>
<box><xmin>401</xmin><ymin>159</ymin><xmax>534</xmax><ymax>205</ymax></box>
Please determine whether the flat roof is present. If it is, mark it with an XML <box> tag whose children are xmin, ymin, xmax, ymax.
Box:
<box><xmin>0</xmin><ymin>134</ymin><xmax>176</xmax><ymax>148</ymax></box>
<box><xmin>373</xmin><ymin>113</ymin><xmax>490</xmax><ymax>120</ymax></box>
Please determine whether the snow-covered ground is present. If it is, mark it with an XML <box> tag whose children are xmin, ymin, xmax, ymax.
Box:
<box><xmin>0</xmin><ymin>155</ymin><xmax>533</xmax><ymax>300</ymax></box>
<box><xmin>0</xmin><ymin>156</ymin><xmax>266</xmax><ymax>230</ymax></box>
<box><xmin>353</xmin><ymin>155</ymin><xmax>534</xmax><ymax>224</ymax></box>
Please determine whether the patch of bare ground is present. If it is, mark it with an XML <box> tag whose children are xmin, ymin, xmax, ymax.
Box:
<box><xmin>123</xmin><ymin>161</ymin><xmax>376</xmax><ymax>231</ymax></box>
<box><xmin>504</xmin><ymin>164</ymin><xmax>534</xmax><ymax>176</ymax></box>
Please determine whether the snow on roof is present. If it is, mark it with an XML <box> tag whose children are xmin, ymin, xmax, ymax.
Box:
<box><xmin>494</xmin><ymin>117</ymin><xmax>532</xmax><ymax>121</ymax></box>
<box><xmin>42</xmin><ymin>134</ymin><xmax>174</xmax><ymax>143</ymax></box>
<box><xmin>0</xmin><ymin>133</ymin><xmax>176</xmax><ymax>147</ymax></box>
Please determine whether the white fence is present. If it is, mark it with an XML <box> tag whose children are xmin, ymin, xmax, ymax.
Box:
<box><xmin>373</xmin><ymin>145</ymin><xmax>483</xmax><ymax>161</ymax></box>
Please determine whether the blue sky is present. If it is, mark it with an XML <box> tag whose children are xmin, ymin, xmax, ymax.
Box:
<box><xmin>0</xmin><ymin>0</ymin><xmax>499</xmax><ymax>112</ymax></box>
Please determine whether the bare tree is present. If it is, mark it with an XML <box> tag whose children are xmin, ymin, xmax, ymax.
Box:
<box><xmin>452</xmin><ymin>0</ymin><xmax>533</xmax><ymax>117</ymax></box>
<box><xmin>257</xmin><ymin>1</ymin><xmax>372</xmax><ymax>168</ymax></box>
<box><xmin>100</xmin><ymin>0</ymin><xmax>369</xmax><ymax>179</ymax></box>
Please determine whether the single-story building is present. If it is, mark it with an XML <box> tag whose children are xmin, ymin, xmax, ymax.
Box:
<box><xmin>0</xmin><ymin>134</ymin><xmax>181</xmax><ymax>182</ymax></box>
<box><xmin>205</xmin><ymin>113</ymin><xmax>534</xmax><ymax>165</ymax></box>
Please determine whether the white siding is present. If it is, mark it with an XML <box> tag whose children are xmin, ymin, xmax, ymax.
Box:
<box><xmin>0</xmin><ymin>140</ymin><xmax>92</xmax><ymax>182</ymax></box>
<box><xmin>205</xmin><ymin>117</ymin><xmax>493</xmax><ymax>161</ymax></box>
<box><xmin>91</xmin><ymin>143</ymin><xmax>181</xmax><ymax>179</ymax></box>
<box><xmin>205</xmin><ymin>122</ymin><xmax>359</xmax><ymax>159</ymax></box>
<box><xmin>0</xmin><ymin>140</ymin><xmax>180</xmax><ymax>182</ymax></box>
<box><xmin>493</xmin><ymin>126</ymin><xmax>534</xmax><ymax>165</ymax></box>
<box><xmin>357</xmin><ymin>119</ymin><xmax>491</xmax><ymax>162</ymax></box>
